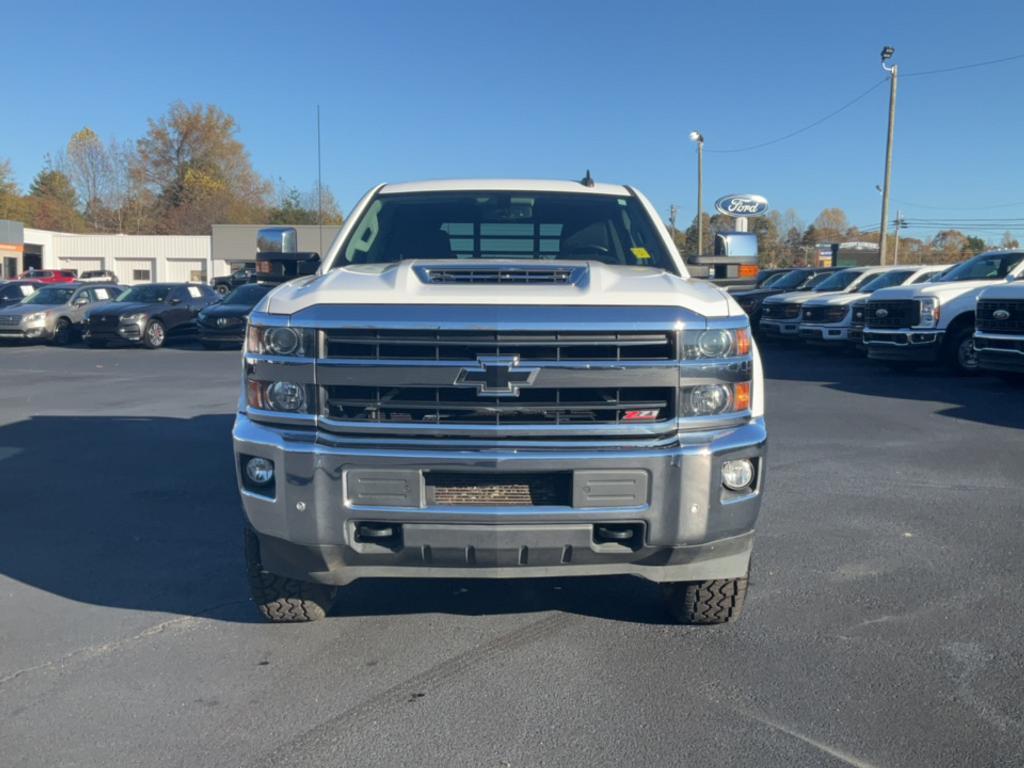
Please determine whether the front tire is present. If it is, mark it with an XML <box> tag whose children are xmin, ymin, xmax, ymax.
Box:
<box><xmin>52</xmin><ymin>318</ymin><xmax>72</xmax><ymax>346</ymax></box>
<box><xmin>244</xmin><ymin>528</ymin><xmax>336</xmax><ymax>623</ymax></box>
<box><xmin>142</xmin><ymin>319</ymin><xmax>166</xmax><ymax>349</ymax></box>
<box><xmin>945</xmin><ymin>326</ymin><xmax>979</xmax><ymax>375</ymax></box>
<box><xmin>662</xmin><ymin>576</ymin><xmax>748</xmax><ymax>625</ymax></box>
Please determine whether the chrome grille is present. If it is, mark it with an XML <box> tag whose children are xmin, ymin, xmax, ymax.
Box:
<box><xmin>421</xmin><ymin>266</ymin><xmax>577</xmax><ymax>284</ymax></box>
<box><xmin>323</xmin><ymin>385</ymin><xmax>673</xmax><ymax>426</ymax></box>
<box><xmin>323</xmin><ymin>329</ymin><xmax>675</xmax><ymax>361</ymax></box>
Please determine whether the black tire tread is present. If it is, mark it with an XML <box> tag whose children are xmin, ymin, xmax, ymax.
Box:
<box><xmin>663</xmin><ymin>577</ymin><xmax>748</xmax><ymax>624</ymax></box>
<box><xmin>244</xmin><ymin>528</ymin><xmax>334</xmax><ymax>622</ymax></box>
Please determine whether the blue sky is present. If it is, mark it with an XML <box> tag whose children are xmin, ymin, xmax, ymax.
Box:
<box><xmin>5</xmin><ymin>0</ymin><xmax>1024</xmax><ymax>242</ymax></box>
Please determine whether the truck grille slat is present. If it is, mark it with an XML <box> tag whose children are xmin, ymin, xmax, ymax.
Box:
<box><xmin>426</xmin><ymin>472</ymin><xmax>571</xmax><ymax>506</ymax></box>
<box><xmin>424</xmin><ymin>268</ymin><xmax>576</xmax><ymax>284</ymax></box>
<box><xmin>324</xmin><ymin>386</ymin><xmax>673</xmax><ymax>425</ymax></box>
<box><xmin>761</xmin><ymin>302</ymin><xmax>802</xmax><ymax>319</ymax></box>
<box><xmin>323</xmin><ymin>329</ymin><xmax>675</xmax><ymax>361</ymax></box>
<box><xmin>977</xmin><ymin>299</ymin><xmax>1024</xmax><ymax>332</ymax></box>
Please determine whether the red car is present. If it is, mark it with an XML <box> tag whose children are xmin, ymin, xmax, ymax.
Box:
<box><xmin>17</xmin><ymin>269</ymin><xmax>78</xmax><ymax>284</ymax></box>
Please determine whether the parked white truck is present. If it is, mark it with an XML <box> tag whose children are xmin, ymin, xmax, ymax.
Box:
<box><xmin>798</xmin><ymin>264</ymin><xmax>947</xmax><ymax>347</ymax></box>
<box><xmin>974</xmin><ymin>279</ymin><xmax>1024</xmax><ymax>375</ymax></box>
<box><xmin>864</xmin><ymin>250</ymin><xmax>1024</xmax><ymax>373</ymax></box>
<box><xmin>233</xmin><ymin>179</ymin><xmax>766</xmax><ymax>624</ymax></box>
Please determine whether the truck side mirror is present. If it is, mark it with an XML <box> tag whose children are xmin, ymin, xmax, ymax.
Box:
<box><xmin>257</xmin><ymin>227</ymin><xmax>299</xmax><ymax>254</ymax></box>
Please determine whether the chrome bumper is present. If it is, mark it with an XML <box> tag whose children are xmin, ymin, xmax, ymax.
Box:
<box><xmin>233</xmin><ymin>413</ymin><xmax>767</xmax><ymax>585</ymax></box>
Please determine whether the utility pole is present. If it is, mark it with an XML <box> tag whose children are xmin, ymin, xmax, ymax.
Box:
<box><xmin>878</xmin><ymin>46</ymin><xmax>898</xmax><ymax>265</ymax></box>
<box><xmin>669</xmin><ymin>204</ymin><xmax>678</xmax><ymax>239</ymax></box>
<box><xmin>689</xmin><ymin>131</ymin><xmax>704</xmax><ymax>256</ymax></box>
<box><xmin>893</xmin><ymin>209</ymin><xmax>904</xmax><ymax>264</ymax></box>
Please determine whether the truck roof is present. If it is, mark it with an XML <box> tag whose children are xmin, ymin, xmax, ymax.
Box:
<box><xmin>379</xmin><ymin>178</ymin><xmax>632</xmax><ymax>196</ymax></box>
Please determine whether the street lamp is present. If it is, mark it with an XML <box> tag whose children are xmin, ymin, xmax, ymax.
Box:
<box><xmin>689</xmin><ymin>131</ymin><xmax>704</xmax><ymax>257</ymax></box>
<box><xmin>878</xmin><ymin>46</ymin><xmax>898</xmax><ymax>264</ymax></box>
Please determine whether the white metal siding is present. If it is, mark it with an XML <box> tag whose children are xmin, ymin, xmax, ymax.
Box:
<box><xmin>59</xmin><ymin>257</ymin><xmax>103</xmax><ymax>273</ymax></box>
<box><xmin>114</xmin><ymin>258</ymin><xmax>157</xmax><ymax>284</ymax></box>
<box><xmin>165</xmin><ymin>259</ymin><xmax>206</xmax><ymax>282</ymax></box>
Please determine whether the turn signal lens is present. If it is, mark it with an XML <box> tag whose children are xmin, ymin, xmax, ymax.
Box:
<box><xmin>734</xmin><ymin>382</ymin><xmax>751</xmax><ymax>411</ymax></box>
<box><xmin>735</xmin><ymin>328</ymin><xmax>751</xmax><ymax>356</ymax></box>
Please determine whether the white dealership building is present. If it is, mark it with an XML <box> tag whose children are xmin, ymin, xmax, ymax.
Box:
<box><xmin>2</xmin><ymin>223</ymin><xmax>341</xmax><ymax>284</ymax></box>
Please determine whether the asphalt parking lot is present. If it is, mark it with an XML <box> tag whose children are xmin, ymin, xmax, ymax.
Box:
<box><xmin>1</xmin><ymin>340</ymin><xmax>1022</xmax><ymax>767</ymax></box>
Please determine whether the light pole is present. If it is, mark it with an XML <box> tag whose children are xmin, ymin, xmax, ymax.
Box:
<box><xmin>689</xmin><ymin>131</ymin><xmax>704</xmax><ymax>256</ymax></box>
<box><xmin>878</xmin><ymin>46</ymin><xmax>898</xmax><ymax>265</ymax></box>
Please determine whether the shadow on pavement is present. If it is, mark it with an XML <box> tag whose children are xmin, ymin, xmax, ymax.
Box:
<box><xmin>0</xmin><ymin>415</ymin><xmax>679</xmax><ymax>626</ymax></box>
<box><xmin>762</xmin><ymin>342</ymin><xmax>1024</xmax><ymax>430</ymax></box>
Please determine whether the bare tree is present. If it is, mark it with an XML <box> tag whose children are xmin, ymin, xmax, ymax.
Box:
<box><xmin>66</xmin><ymin>128</ymin><xmax>112</xmax><ymax>229</ymax></box>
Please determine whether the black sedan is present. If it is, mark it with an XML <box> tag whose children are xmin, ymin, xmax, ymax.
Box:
<box><xmin>83</xmin><ymin>283</ymin><xmax>219</xmax><ymax>349</ymax></box>
<box><xmin>197</xmin><ymin>283</ymin><xmax>273</xmax><ymax>348</ymax></box>
<box><xmin>732</xmin><ymin>268</ymin><xmax>837</xmax><ymax>327</ymax></box>
<box><xmin>0</xmin><ymin>280</ymin><xmax>44</xmax><ymax>309</ymax></box>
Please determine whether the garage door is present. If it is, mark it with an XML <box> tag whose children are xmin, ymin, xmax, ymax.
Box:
<box><xmin>165</xmin><ymin>259</ymin><xmax>207</xmax><ymax>283</ymax></box>
<box><xmin>59</xmin><ymin>257</ymin><xmax>103</xmax><ymax>275</ymax></box>
<box><xmin>114</xmin><ymin>259</ymin><xmax>156</xmax><ymax>285</ymax></box>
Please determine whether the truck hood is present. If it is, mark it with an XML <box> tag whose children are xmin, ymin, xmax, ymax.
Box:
<box><xmin>802</xmin><ymin>291</ymin><xmax>870</xmax><ymax>307</ymax></box>
<box><xmin>977</xmin><ymin>282</ymin><xmax>1024</xmax><ymax>301</ymax></box>
<box><xmin>869</xmin><ymin>278</ymin><xmax>1006</xmax><ymax>302</ymax></box>
<box><xmin>263</xmin><ymin>260</ymin><xmax>736</xmax><ymax>318</ymax></box>
<box><xmin>762</xmin><ymin>290</ymin><xmax>844</xmax><ymax>306</ymax></box>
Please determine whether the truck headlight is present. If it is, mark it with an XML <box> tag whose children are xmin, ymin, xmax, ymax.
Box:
<box><xmin>918</xmin><ymin>297</ymin><xmax>940</xmax><ymax>328</ymax></box>
<box><xmin>247</xmin><ymin>379</ymin><xmax>312</xmax><ymax>413</ymax></box>
<box><xmin>247</xmin><ymin>325</ymin><xmax>314</xmax><ymax>356</ymax></box>
<box><xmin>681</xmin><ymin>328</ymin><xmax>751</xmax><ymax>359</ymax></box>
<box><xmin>681</xmin><ymin>382</ymin><xmax>751</xmax><ymax>416</ymax></box>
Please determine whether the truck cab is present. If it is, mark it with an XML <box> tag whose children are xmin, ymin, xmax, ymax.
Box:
<box><xmin>864</xmin><ymin>250</ymin><xmax>1024</xmax><ymax>373</ymax></box>
<box><xmin>233</xmin><ymin>178</ymin><xmax>766</xmax><ymax>625</ymax></box>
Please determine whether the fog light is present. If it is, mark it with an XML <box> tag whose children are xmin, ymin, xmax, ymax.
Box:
<box><xmin>245</xmin><ymin>457</ymin><xmax>274</xmax><ymax>485</ymax></box>
<box><xmin>266</xmin><ymin>381</ymin><xmax>306</xmax><ymax>412</ymax></box>
<box><xmin>721</xmin><ymin>459</ymin><xmax>754</xmax><ymax>491</ymax></box>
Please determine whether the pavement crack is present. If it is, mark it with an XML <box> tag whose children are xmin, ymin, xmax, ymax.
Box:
<box><xmin>740</xmin><ymin>711</ymin><xmax>881</xmax><ymax>768</ymax></box>
<box><xmin>250</xmin><ymin>612</ymin><xmax>575</xmax><ymax>768</ymax></box>
<box><xmin>0</xmin><ymin>599</ymin><xmax>248</xmax><ymax>688</ymax></box>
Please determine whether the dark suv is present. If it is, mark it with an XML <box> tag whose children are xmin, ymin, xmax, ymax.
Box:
<box><xmin>211</xmin><ymin>265</ymin><xmax>257</xmax><ymax>295</ymax></box>
<box><xmin>731</xmin><ymin>268</ymin><xmax>837</xmax><ymax>328</ymax></box>
<box><xmin>83</xmin><ymin>283</ymin><xmax>219</xmax><ymax>348</ymax></box>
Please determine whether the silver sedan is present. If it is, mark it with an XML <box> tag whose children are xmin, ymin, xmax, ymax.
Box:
<box><xmin>0</xmin><ymin>283</ymin><xmax>121</xmax><ymax>344</ymax></box>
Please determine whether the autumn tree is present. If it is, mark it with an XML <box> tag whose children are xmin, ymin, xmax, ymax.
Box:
<box><xmin>135</xmin><ymin>101</ymin><xmax>271</xmax><ymax>234</ymax></box>
<box><xmin>267</xmin><ymin>183</ymin><xmax>344</xmax><ymax>225</ymax></box>
<box><xmin>931</xmin><ymin>230</ymin><xmax>970</xmax><ymax>261</ymax></box>
<box><xmin>811</xmin><ymin>208</ymin><xmax>849</xmax><ymax>243</ymax></box>
<box><xmin>1001</xmin><ymin>231</ymin><xmax>1019</xmax><ymax>249</ymax></box>
<box><xmin>66</xmin><ymin>127</ymin><xmax>112</xmax><ymax>228</ymax></box>
<box><xmin>0</xmin><ymin>159</ymin><xmax>22</xmax><ymax>221</ymax></box>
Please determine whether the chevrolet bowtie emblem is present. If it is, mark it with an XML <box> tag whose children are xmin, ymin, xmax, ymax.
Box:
<box><xmin>454</xmin><ymin>355</ymin><xmax>539</xmax><ymax>397</ymax></box>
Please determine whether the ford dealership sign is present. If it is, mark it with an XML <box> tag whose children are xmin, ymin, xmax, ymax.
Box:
<box><xmin>714</xmin><ymin>194</ymin><xmax>769</xmax><ymax>217</ymax></box>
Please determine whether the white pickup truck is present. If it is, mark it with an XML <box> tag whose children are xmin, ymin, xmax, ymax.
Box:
<box><xmin>864</xmin><ymin>250</ymin><xmax>1024</xmax><ymax>373</ymax></box>
<box><xmin>974</xmin><ymin>279</ymin><xmax>1024</xmax><ymax>375</ymax></box>
<box><xmin>759</xmin><ymin>265</ymin><xmax>893</xmax><ymax>339</ymax></box>
<box><xmin>233</xmin><ymin>179</ymin><xmax>766</xmax><ymax>624</ymax></box>
<box><xmin>798</xmin><ymin>264</ymin><xmax>947</xmax><ymax>346</ymax></box>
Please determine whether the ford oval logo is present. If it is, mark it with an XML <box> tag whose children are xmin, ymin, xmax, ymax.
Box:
<box><xmin>875</xmin><ymin>308</ymin><xmax>889</xmax><ymax>318</ymax></box>
<box><xmin>714</xmin><ymin>194</ymin><xmax>769</xmax><ymax>218</ymax></box>
<box><xmin>993</xmin><ymin>309</ymin><xmax>1011</xmax><ymax>320</ymax></box>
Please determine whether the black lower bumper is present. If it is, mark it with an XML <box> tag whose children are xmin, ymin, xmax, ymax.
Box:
<box><xmin>864</xmin><ymin>330</ymin><xmax>943</xmax><ymax>362</ymax></box>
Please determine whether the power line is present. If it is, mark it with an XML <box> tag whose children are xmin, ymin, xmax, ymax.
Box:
<box><xmin>902</xmin><ymin>51</ymin><xmax>1024</xmax><ymax>78</ymax></box>
<box><xmin>704</xmin><ymin>77</ymin><xmax>888</xmax><ymax>154</ymax></box>
<box><xmin>890</xmin><ymin>197</ymin><xmax>1024</xmax><ymax>211</ymax></box>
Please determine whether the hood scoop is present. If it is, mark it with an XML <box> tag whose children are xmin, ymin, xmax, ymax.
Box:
<box><xmin>414</xmin><ymin>263</ymin><xmax>587</xmax><ymax>286</ymax></box>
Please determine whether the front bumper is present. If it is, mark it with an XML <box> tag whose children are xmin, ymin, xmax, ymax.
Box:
<box><xmin>233</xmin><ymin>414</ymin><xmax>767</xmax><ymax>586</ymax></box>
<box><xmin>758</xmin><ymin>318</ymin><xmax>801</xmax><ymax>337</ymax></box>
<box><xmin>975</xmin><ymin>333</ymin><xmax>1024</xmax><ymax>373</ymax></box>
<box><xmin>864</xmin><ymin>328</ymin><xmax>944</xmax><ymax>362</ymax></box>
<box><xmin>799</xmin><ymin>323</ymin><xmax>853</xmax><ymax>343</ymax></box>
<box><xmin>84</xmin><ymin>321</ymin><xmax>144</xmax><ymax>343</ymax></box>
<box><xmin>0</xmin><ymin>320</ymin><xmax>52</xmax><ymax>341</ymax></box>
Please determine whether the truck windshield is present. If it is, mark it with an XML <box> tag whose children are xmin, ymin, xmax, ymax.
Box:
<box><xmin>859</xmin><ymin>270</ymin><xmax>914</xmax><ymax>292</ymax></box>
<box><xmin>938</xmin><ymin>252</ymin><xmax>1024</xmax><ymax>282</ymax></box>
<box><xmin>769</xmin><ymin>270</ymin><xmax>814</xmax><ymax>290</ymax></box>
<box><xmin>338</xmin><ymin>192</ymin><xmax>677</xmax><ymax>273</ymax></box>
<box><xmin>812</xmin><ymin>270</ymin><xmax>863</xmax><ymax>292</ymax></box>
<box><xmin>20</xmin><ymin>286</ymin><xmax>75</xmax><ymax>305</ymax></box>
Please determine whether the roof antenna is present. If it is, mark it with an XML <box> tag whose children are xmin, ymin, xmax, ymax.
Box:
<box><xmin>580</xmin><ymin>169</ymin><xmax>595</xmax><ymax>188</ymax></box>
